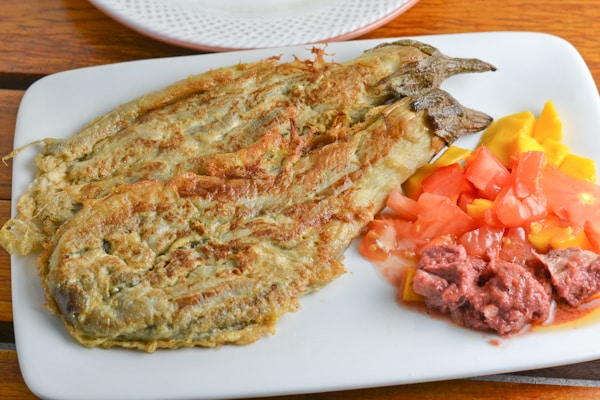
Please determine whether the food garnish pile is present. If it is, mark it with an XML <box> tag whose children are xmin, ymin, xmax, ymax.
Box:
<box><xmin>360</xmin><ymin>100</ymin><xmax>600</xmax><ymax>335</ymax></box>
<box><xmin>1</xmin><ymin>40</ymin><xmax>496</xmax><ymax>351</ymax></box>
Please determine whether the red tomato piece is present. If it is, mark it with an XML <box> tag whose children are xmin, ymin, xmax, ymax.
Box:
<box><xmin>457</xmin><ymin>191</ymin><xmax>478</xmax><ymax>213</ymax></box>
<box><xmin>513</xmin><ymin>151</ymin><xmax>546</xmax><ymax>198</ymax></box>
<box><xmin>413</xmin><ymin>192</ymin><xmax>476</xmax><ymax>240</ymax></box>
<box><xmin>459</xmin><ymin>225</ymin><xmax>505</xmax><ymax>258</ymax></box>
<box><xmin>491</xmin><ymin>151</ymin><xmax>548</xmax><ymax>227</ymax></box>
<box><xmin>482</xmin><ymin>208</ymin><xmax>504</xmax><ymax>228</ymax></box>
<box><xmin>584</xmin><ymin>216</ymin><xmax>600</xmax><ymax>254</ymax></box>
<box><xmin>493</xmin><ymin>186</ymin><xmax>547</xmax><ymax>227</ymax></box>
<box><xmin>493</xmin><ymin>188</ymin><xmax>530</xmax><ymax>227</ymax></box>
<box><xmin>542</xmin><ymin>165</ymin><xmax>600</xmax><ymax>229</ymax></box>
<box><xmin>359</xmin><ymin>219</ymin><xmax>397</xmax><ymax>262</ymax></box>
<box><xmin>386</xmin><ymin>189</ymin><xmax>419</xmax><ymax>221</ymax></box>
<box><xmin>464</xmin><ymin>146</ymin><xmax>511</xmax><ymax>200</ymax></box>
<box><xmin>420</xmin><ymin>163</ymin><xmax>473</xmax><ymax>204</ymax></box>
<box><xmin>391</xmin><ymin>219</ymin><xmax>424</xmax><ymax>255</ymax></box>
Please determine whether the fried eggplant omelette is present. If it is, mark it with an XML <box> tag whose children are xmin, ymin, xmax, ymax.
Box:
<box><xmin>3</xmin><ymin>40</ymin><xmax>496</xmax><ymax>351</ymax></box>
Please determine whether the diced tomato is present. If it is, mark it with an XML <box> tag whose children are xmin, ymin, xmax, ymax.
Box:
<box><xmin>490</xmin><ymin>151</ymin><xmax>548</xmax><ymax>227</ymax></box>
<box><xmin>359</xmin><ymin>219</ymin><xmax>397</xmax><ymax>262</ymax></box>
<box><xmin>391</xmin><ymin>219</ymin><xmax>423</xmax><ymax>255</ymax></box>
<box><xmin>584</xmin><ymin>216</ymin><xmax>600</xmax><ymax>254</ymax></box>
<box><xmin>492</xmin><ymin>188</ymin><xmax>529</xmax><ymax>227</ymax></box>
<box><xmin>386</xmin><ymin>189</ymin><xmax>419</xmax><ymax>221</ymax></box>
<box><xmin>420</xmin><ymin>163</ymin><xmax>473</xmax><ymax>204</ymax></box>
<box><xmin>459</xmin><ymin>225</ymin><xmax>505</xmax><ymax>258</ymax></box>
<box><xmin>542</xmin><ymin>165</ymin><xmax>600</xmax><ymax>228</ymax></box>
<box><xmin>412</xmin><ymin>192</ymin><xmax>476</xmax><ymax>240</ymax></box>
<box><xmin>464</xmin><ymin>146</ymin><xmax>511</xmax><ymax>200</ymax></box>
<box><xmin>513</xmin><ymin>151</ymin><xmax>546</xmax><ymax>198</ymax></box>
<box><xmin>482</xmin><ymin>209</ymin><xmax>504</xmax><ymax>227</ymax></box>
<box><xmin>360</xmin><ymin>103</ymin><xmax>600</xmax><ymax>325</ymax></box>
<box><xmin>493</xmin><ymin>186</ymin><xmax>547</xmax><ymax>227</ymax></box>
<box><xmin>402</xmin><ymin>164</ymin><xmax>435</xmax><ymax>200</ymax></box>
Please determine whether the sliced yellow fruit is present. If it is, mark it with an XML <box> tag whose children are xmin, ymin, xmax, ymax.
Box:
<box><xmin>479</xmin><ymin>111</ymin><xmax>537</xmax><ymax>166</ymax></box>
<box><xmin>559</xmin><ymin>153</ymin><xmax>597</xmax><ymax>183</ymax></box>
<box><xmin>542</xmin><ymin>138</ymin><xmax>570</xmax><ymax>166</ymax></box>
<box><xmin>516</xmin><ymin>133</ymin><xmax>545</xmax><ymax>156</ymax></box>
<box><xmin>550</xmin><ymin>226</ymin><xmax>594</xmax><ymax>251</ymax></box>
<box><xmin>402</xmin><ymin>266</ymin><xmax>425</xmax><ymax>303</ymax></box>
<box><xmin>532</xmin><ymin>100</ymin><xmax>562</xmax><ymax>143</ymax></box>
<box><xmin>529</xmin><ymin>215</ymin><xmax>595</xmax><ymax>252</ymax></box>
<box><xmin>466</xmin><ymin>198</ymin><xmax>494</xmax><ymax>220</ymax></box>
<box><xmin>433</xmin><ymin>146</ymin><xmax>472</xmax><ymax>167</ymax></box>
<box><xmin>528</xmin><ymin>216</ymin><xmax>567</xmax><ymax>252</ymax></box>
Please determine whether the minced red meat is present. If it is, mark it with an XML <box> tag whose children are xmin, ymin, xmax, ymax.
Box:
<box><xmin>412</xmin><ymin>245</ymin><xmax>485</xmax><ymax>313</ymax></box>
<box><xmin>413</xmin><ymin>244</ymin><xmax>552</xmax><ymax>335</ymax></box>
<box><xmin>535</xmin><ymin>247</ymin><xmax>600</xmax><ymax>307</ymax></box>
<box><xmin>452</xmin><ymin>259</ymin><xmax>551</xmax><ymax>335</ymax></box>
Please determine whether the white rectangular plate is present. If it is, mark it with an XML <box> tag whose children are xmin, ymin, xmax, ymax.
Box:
<box><xmin>12</xmin><ymin>32</ymin><xmax>600</xmax><ymax>400</ymax></box>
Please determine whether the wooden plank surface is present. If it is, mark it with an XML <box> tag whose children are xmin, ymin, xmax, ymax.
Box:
<box><xmin>1</xmin><ymin>0</ymin><xmax>600</xmax><ymax>399</ymax></box>
<box><xmin>0</xmin><ymin>90</ymin><xmax>18</xmax><ymax>201</ymax></box>
<box><xmin>0</xmin><ymin>200</ymin><xmax>11</xmax><ymax>322</ymax></box>
<box><xmin>2</xmin><ymin>346</ymin><xmax>600</xmax><ymax>400</ymax></box>
<box><xmin>0</xmin><ymin>1</ymin><xmax>194</xmax><ymax>81</ymax></box>
<box><xmin>0</xmin><ymin>0</ymin><xmax>598</xmax><ymax>89</ymax></box>
<box><xmin>0</xmin><ymin>351</ymin><xmax>38</xmax><ymax>400</ymax></box>
<box><xmin>0</xmin><ymin>90</ymin><xmax>15</xmax><ymax>323</ymax></box>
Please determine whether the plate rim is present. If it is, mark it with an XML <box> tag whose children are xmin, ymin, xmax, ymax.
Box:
<box><xmin>11</xmin><ymin>31</ymin><xmax>600</xmax><ymax>400</ymax></box>
<box><xmin>88</xmin><ymin>0</ymin><xmax>421</xmax><ymax>52</ymax></box>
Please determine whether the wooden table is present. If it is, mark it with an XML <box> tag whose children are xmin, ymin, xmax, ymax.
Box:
<box><xmin>1</xmin><ymin>0</ymin><xmax>600</xmax><ymax>398</ymax></box>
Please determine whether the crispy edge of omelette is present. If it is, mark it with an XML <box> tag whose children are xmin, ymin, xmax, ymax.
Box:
<box><xmin>37</xmin><ymin>90</ymin><xmax>493</xmax><ymax>352</ymax></box>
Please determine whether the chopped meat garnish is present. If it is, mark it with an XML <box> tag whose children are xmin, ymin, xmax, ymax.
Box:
<box><xmin>414</xmin><ymin>244</ymin><xmax>552</xmax><ymax>335</ymax></box>
<box><xmin>413</xmin><ymin>244</ymin><xmax>484</xmax><ymax>312</ymax></box>
<box><xmin>455</xmin><ymin>259</ymin><xmax>551</xmax><ymax>335</ymax></box>
<box><xmin>535</xmin><ymin>247</ymin><xmax>600</xmax><ymax>306</ymax></box>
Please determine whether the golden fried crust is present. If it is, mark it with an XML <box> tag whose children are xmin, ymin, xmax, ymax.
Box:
<box><xmin>38</xmin><ymin>98</ymin><xmax>440</xmax><ymax>351</ymax></box>
<box><xmin>0</xmin><ymin>40</ymin><xmax>493</xmax><ymax>256</ymax></box>
<box><xmin>6</xmin><ymin>40</ymin><xmax>495</xmax><ymax>351</ymax></box>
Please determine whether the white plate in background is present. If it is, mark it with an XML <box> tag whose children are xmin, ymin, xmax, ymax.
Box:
<box><xmin>89</xmin><ymin>0</ymin><xmax>420</xmax><ymax>51</ymax></box>
<box><xmin>12</xmin><ymin>32</ymin><xmax>600</xmax><ymax>400</ymax></box>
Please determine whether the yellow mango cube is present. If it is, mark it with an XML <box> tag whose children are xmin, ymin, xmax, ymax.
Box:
<box><xmin>550</xmin><ymin>226</ymin><xmax>594</xmax><ymax>252</ymax></box>
<box><xmin>516</xmin><ymin>133</ymin><xmax>545</xmax><ymax>156</ymax></box>
<box><xmin>532</xmin><ymin>100</ymin><xmax>562</xmax><ymax>143</ymax></box>
<box><xmin>433</xmin><ymin>146</ymin><xmax>472</xmax><ymax>167</ymax></box>
<box><xmin>479</xmin><ymin>111</ymin><xmax>537</xmax><ymax>166</ymax></box>
<box><xmin>529</xmin><ymin>216</ymin><xmax>595</xmax><ymax>252</ymax></box>
<box><xmin>402</xmin><ymin>266</ymin><xmax>425</xmax><ymax>303</ymax></box>
<box><xmin>466</xmin><ymin>198</ymin><xmax>494</xmax><ymax>220</ymax></box>
<box><xmin>528</xmin><ymin>216</ymin><xmax>566</xmax><ymax>252</ymax></box>
<box><xmin>542</xmin><ymin>138</ymin><xmax>570</xmax><ymax>166</ymax></box>
<box><xmin>560</xmin><ymin>153</ymin><xmax>597</xmax><ymax>183</ymax></box>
